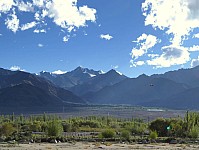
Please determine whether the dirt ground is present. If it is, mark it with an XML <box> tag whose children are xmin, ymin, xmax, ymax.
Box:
<box><xmin>0</xmin><ymin>142</ymin><xmax>199</xmax><ymax>150</ymax></box>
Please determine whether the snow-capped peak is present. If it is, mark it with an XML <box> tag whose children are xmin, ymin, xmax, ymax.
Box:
<box><xmin>99</xmin><ymin>70</ymin><xmax>106</xmax><ymax>74</ymax></box>
<box><xmin>116</xmin><ymin>70</ymin><xmax>123</xmax><ymax>76</ymax></box>
<box><xmin>52</xmin><ymin>70</ymin><xmax>67</xmax><ymax>75</ymax></box>
<box><xmin>88</xmin><ymin>73</ymin><xmax>96</xmax><ymax>77</ymax></box>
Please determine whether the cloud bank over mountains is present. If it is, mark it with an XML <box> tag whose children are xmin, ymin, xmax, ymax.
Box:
<box><xmin>131</xmin><ymin>0</ymin><xmax>199</xmax><ymax>68</ymax></box>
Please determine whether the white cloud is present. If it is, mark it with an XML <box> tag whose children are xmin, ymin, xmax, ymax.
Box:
<box><xmin>33</xmin><ymin>0</ymin><xmax>45</xmax><ymax>8</ymax></box>
<box><xmin>47</xmin><ymin>0</ymin><xmax>96</xmax><ymax>30</ymax></box>
<box><xmin>34</xmin><ymin>12</ymin><xmax>41</xmax><ymax>21</ymax></box>
<box><xmin>41</xmin><ymin>9</ymin><xmax>48</xmax><ymax>18</ymax></box>
<box><xmin>130</xmin><ymin>0</ymin><xmax>199</xmax><ymax>69</ymax></box>
<box><xmin>63</xmin><ymin>35</ymin><xmax>70</xmax><ymax>42</ymax></box>
<box><xmin>193</xmin><ymin>33</ymin><xmax>199</xmax><ymax>39</ymax></box>
<box><xmin>100</xmin><ymin>34</ymin><xmax>113</xmax><ymax>40</ymax></box>
<box><xmin>147</xmin><ymin>46</ymin><xmax>190</xmax><ymax>68</ymax></box>
<box><xmin>17</xmin><ymin>1</ymin><xmax>34</xmax><ymax>12</ymax></box>
<box><xmin>33</xmin><ymin>29</ymin><xmax>46</xmax><ymax>33</ymax></box>
<box><xmin>191</xmin><ymin>56</ymin><xmax>199</xmax><ymax>68</ymax></box>
<box><xmin>21</xmin><ymin>21</ymin><xmax>37</xmax><ymax>31</ymax></box>
<box><xmin>0</xmin><ymin>0</ymin><xmax>15</xmax><ymax>13</ymax></box>
<box><xmin>142</xmin><ymin>0</ymin><xmax>199</xmax><ymax>46</ymax></box>
<box><xmin>111</xmin><ymin>65</ymin><xmax>119</xmax><ymax>69</ymax></box>
<box><xmin>189</xmin><ymin>45</ymin><xmax>199</xmax><ymax>52</ymax></box>
<box><xmin>131</xmin><ymin>34</ymin><xmax>160</xmax><ymax>60</ymax></box>
<box><xmin>10</xmin><ymin>66</ymin><xmax>25</xmax><ymax>71</ymax></box>
<box><xmin>131</xmin><ymin>61</ymin><xmax>145</xmax><ymax>67</ymax></box>
<box><xmin>0</xmin><ymin>34</ymin><xmax>2</xmax><ymax>36</ymax></box>
<box><xmin>148</xmin><ymin>54</ymin><xmax>159</xmax><ymax>58</ymax></box>
<box><xmin>52</xmin><ymin>70</ymin><xmax>67</xmax><ymax>74</ymax></box>
<box><xmin>1</xmin><ymin>0</ymin><xmax>97</xmax><ymax>37</ymax></box>
<box><xmin>38</xmin><ymin>43</ymin><xmax>44</xmax><ymax>47</ymax></box>
<box><xmin>5</xmin><ymin>9</ymin><xmax>19</xmax><ymax>33</ymax></box>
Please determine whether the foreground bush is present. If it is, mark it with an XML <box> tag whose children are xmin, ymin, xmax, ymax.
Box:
<box><xmin>0</xmin><ymin>123</ymin><xmax>15</xmax><ymax>137</ymax></box>
<box><xmin>149</xmin><ymin>131</ymin><xmax>158</xmax><ymax>140</ymax></box>
<box><xmin>101</xmin><ymin>129</ymin><xmax>115</xmax><ymax>138</ymax></box>
<box><xmin>121</xmin><ymin>130</ymin><xmax>130</xmax><ymax>141</ymax></box>
<box><xmin>46</xmin><ymin>120</ymin><xmax>63</xmax><ymax>137</ymax></box>
<box><xmin>189</xmin><ymin>126</ymin><xmax>199</xmax><ymax>139</ymax></box>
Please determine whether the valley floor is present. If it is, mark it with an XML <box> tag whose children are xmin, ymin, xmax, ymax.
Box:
<box><xmin>0</xmin><ymin>142</ymin><xmax>199</xmax><ymax>150</ymax></box>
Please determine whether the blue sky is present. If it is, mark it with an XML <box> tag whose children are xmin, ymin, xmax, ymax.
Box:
<box><xmin>0</xmin><ymin>0</ymin><xmax>199</xmax><ymax>77</ymax></box>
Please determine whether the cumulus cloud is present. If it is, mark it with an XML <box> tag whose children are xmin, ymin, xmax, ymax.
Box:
<box><xmin>33</xmin><ymin>0</ymin><xmax>45</xmax><ymax>8</ymax></box>
<box><xmin>147</xmin><ymin>46</ymin><xmax>190</xmax><ymax>68</ymax></box>
<box><xmin>33</xmin><ymin>29</ymin><xmax>46</xmax><ymax>33</ymax></box>
<box><xmin>21</xmin><ymin>21</ymin><xmax>37</xmax><ymax>31</ymax></box>
<box><xmin>5</xmin><ymin>9</ymin><xmax>19</xmax><ymax>33</ymax></box>
<box><xmin>193</xmin><ymin>33</ymin><xmax>199</xmax><ymax>39</ymax></box>
<box><xmin>38</xmin><ymin>43</ymin><xmax>44</xmax><ymax>47</ymax></box>
<box><xmin>131</xmin><ymin>34</ymin><xmax>160</xmax><ymax>60</ymax></box>
<box><xmin>0</xmin><ymin>0</ymin><xmax>97</xmax><ymax>40</ymax></box>
<box><xmin>142</xmin><ymin>0</ymin><xmax>199</xmax><ymax>46</ymax></box>
<box><xmin>17</xmin><ymin>1</ymin><xmax>34</xmax><ymax>12</ymax></box>
<box><xmin>191</xmin><ymin>56</ymin><xmax>199</xmax><ymax>68</ymax></box>
<box><xmin>111</xmin><ymin>65</ymin><xmax>119</xmax><ymax>69</ymax></box>
<box><xmin>10</xmin><ymin>66</ymin><xmax>25</xmax><ymax>71</ymax></box>
<box><xmin>47</xmin><ymin>0</ymin><xmax>96</xmax><ymax>30</ymax></box>
<box><xmin>189</xmin><ymin>45</ymin><xmax>199</xmax><ymax>52</ymax></box>
<box><xmin>100</xmin><ymin>34</ymin><xmax>113</xmax><ymax>40</ymax></box>
<box><xmin>131</xmin><ymin>0</ymin><xmax>199</xmax><ymax>68</ymax></box>
<box><xmin>0</xmin><ymin>0</ymin><xmax>15</xmax><ymax>13</ymax></box>
<box><xmin>131</xmin><ymin>61</ymin><xmax>145</xmax><ymax>67</ymax></box>
<box><xmin>148</xmin><ymin>54</ymin><xmax>159</xmax><ymax>58</ymax></box>
<box><xmin>52</xmin><ymin>70</ymin><xmax>67</xmax><ymax>74</ymax></box>
<box><xmin>63</xmin><ymin>35</ymin><xmax>70</xmax><ymax>42</ymax></box>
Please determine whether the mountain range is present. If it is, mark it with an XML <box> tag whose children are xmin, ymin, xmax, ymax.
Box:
<box><xmin>0</xmin><ymin>68</ymin><xmax>86</xmax><ymax>113</ymax></box>
<box><xmin>1</xmin><ymin>66</ymin><xmax>199</xmax><ymax>113</ymax></box>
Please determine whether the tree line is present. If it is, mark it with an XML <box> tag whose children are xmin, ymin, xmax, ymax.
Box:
<box><xmin>0</xmin><ymin>112</ymin><xmax>198</xmax><ymax>143</ymax></box>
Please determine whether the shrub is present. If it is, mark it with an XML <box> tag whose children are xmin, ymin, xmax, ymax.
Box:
<box><xmin>121</xmin><ymin>130</ymin><xmax>130</xmax><ymax>141</ymax></box>
<box><xmin>30</xmin><ymin>121</ymin><xmax>41</xmax><ymax>132</ymax></box>
<box><xmin>189</xmin><ymin>126</ymin><xmax>199</xmax><ymax>139</ymax></box>
<box><xmin>149</xmin><ymin>131</ymin><xmax>158</xmax><ymax>140</ymax></box>
<box><xmin>46</xmin><ymin>120</ymin><xmax>63</xmax><ymax>137</ymax></box>
<box><xmin>0</xmin><ymin>123</ymin><xmax>15</xmax><ymax>137</ymax></box>
<box><xmin>149</xmin><ymin>118</ymin><xmax>169</xmax><ymax>137</ymax></box>
<box><xmin>101</xmin><ymin>129</ymin><xmax>115</xmax><ymax>138</ymax></box>
<box><xmin>62</xmin><ymin>122</ymin><xmax>71</xmax><ymax>132</ymax></box>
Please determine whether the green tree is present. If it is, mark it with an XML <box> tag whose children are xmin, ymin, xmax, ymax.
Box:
<box><xmin>62</xmin><ymin>122</ymin><xmax>71</xmax><ymax>132</ymax></box>
<box><xmin>30</xmin><ymin>121</ymin><xmax>41</xmax><ymax>132</ymax></box>
<box><xmin>46</xmin><ymin>120</ymin><xmax>63</xmax><ymax>137</ymax></box>
<box><xmin>0</xmin><ymin>123</ymin><xmax>15</xmax><ymax>137</ymax></box>
<box><xmin>149</xmin><ymin>131</ymin><xmax>158</xmax><ymax>139</ymax></box>
<box><xmin>121</xmin><ymin>130</ymin><xmax>130</xmax><ymax>141</ymax></box>
<box><xmin>189</xmin><ymin>126</ymin><xmax>199</xmax><ymax>139</ymax></box>
<box><xmin>149</xmin><ymin>118</ymin><xmax>169</xmax><ymax>137</ymax></box>
<box><xmin>101</xmin><ymin>129</ymin><xmax>115</xmax><ymax>138</ymax></box>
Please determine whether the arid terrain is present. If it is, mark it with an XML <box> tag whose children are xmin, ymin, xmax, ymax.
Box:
<box><xmin>0</xmin><ymin>142</ymin><xmax>199</xmax><ymax>150</ymax></box>
<box><xmin>52</xmin><ymin>106</ymin><xmax>186</xmax><ymax>121</ymax></box>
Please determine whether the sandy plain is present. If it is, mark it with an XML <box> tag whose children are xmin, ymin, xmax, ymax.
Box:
<box><xmin>0</xmin><ymin>142</ymin><xmax>199</xmax><ymax>150</ymax></box>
